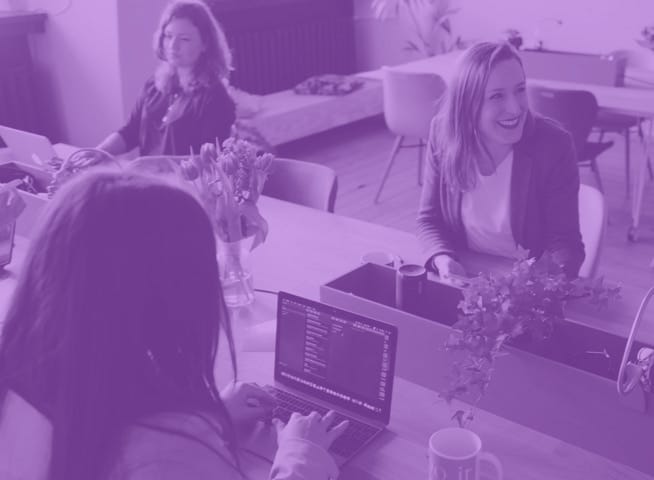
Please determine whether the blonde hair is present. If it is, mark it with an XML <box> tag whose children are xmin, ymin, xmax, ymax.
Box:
<box><xmin>152</xmin><ymin>0</ymin><xmax>233</xmax><ymax>92</ymax></box>
<box><xmin>431</xmin><ymin>41</ymin><xmax>524</xmax><ymax>192</ymax></box>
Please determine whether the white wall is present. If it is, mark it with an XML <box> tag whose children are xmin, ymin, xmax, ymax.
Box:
<box><xmin>116</xmin><ymin>0</ymin><xmax>166</xmax><ymax>117</ymax></box>
<box><xmin>27</xmin><ymin>0</ymin><xmax>124</xmax><ymax>146</ymax></box>
<box><xmin>23</xmin><ymin>0</ymin><xmax>169</xmax><ymax>146</ymax></box>
<box><xmin>354</xmin><ymin>0</ymin><xmax>654</xmax><ymax>70</ymax></box>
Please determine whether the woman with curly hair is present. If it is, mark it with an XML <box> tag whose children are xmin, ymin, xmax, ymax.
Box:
<box><xmin>98</xmin><ymin>0</ymin><xmax>236</xmax><ymax>156</ymax></box>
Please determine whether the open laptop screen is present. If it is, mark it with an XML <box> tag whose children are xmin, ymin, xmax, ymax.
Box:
<box><xmin>275</xmin><ymin>292</ymin><xmax>397</xmax><ymax>424</ymax></box>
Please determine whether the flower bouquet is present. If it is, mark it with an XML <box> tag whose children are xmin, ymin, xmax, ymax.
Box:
<box><xmin>180</xmin><ymin>138</ymin><xmax>273</xmax><ymax>307</ymax></box>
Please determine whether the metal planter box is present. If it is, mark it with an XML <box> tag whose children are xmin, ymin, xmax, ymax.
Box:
<box><xmin>320</xmin><ymin>263</ymin><xmax>654</xmax><ymax>475</ymax></box>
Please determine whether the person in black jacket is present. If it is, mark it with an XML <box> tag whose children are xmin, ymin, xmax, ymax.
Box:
<box><xmin>98</xmin><ymin>0</ymin><xmax>236</xmax><ymax>156</ymax></box>
<box><xmin>417</xmin><ymin>41</ymin><xmax>584</xmax><ymax>279</ymax></box>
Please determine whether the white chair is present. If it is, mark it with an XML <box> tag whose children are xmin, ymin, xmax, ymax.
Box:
<box><xmin>374</xmin><ymin>68</ymin><xmax>447</xmax><ymax>203</ymax></box>
<box><xmin>578</xmin><ymin>183</ymin><xmax>606</xmax><ymax>278</ymax></box>
<box><xmin>262</xmin><ymin>158</ymin><xmax>338</xmax><ymax>213</ymax></box>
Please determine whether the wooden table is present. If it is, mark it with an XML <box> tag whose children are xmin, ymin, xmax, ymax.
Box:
<box><xmin>231</xmin><ymin>352</ymin><xmax>651</xmax><ymax>480</ymax></box>
<box><xmin>4</xmin><ymin>195</ymin><xmax>654</xmax><ymax>479</ymax></box>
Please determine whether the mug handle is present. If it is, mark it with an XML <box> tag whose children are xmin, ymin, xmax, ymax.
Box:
<box><xmin>479</xmin><ymin>452</ymin><xmax>503</xmax><ymax>480</ymax></box>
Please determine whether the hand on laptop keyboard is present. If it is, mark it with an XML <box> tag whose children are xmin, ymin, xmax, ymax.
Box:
<box><xmin>274</xmin><ymin>410</ymin><xmax>349</xmax><ymax>451</ymax></box>
<box><xmin>262</xmin><ymin>386</ymin><xmax>381</xmax><ymax>458</ymax></box>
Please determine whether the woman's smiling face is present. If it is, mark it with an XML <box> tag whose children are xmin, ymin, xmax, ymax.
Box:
<box><xmin>478</xmin><ymin>58</ymin><xmax>528</xmax><ymax>149</ymax></box>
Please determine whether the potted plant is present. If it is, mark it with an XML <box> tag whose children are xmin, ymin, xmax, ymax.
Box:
<box><xmin>442</xmin><ymin>250</ymin><xmax>621</xmax><ymax>427</ymax></box>
<box><xmin>637</xmin><ymin>25</ymin><xmax>654</xmax><ymax>51</ymax></box>
<box><xmin>371</xmin><ymin>0</ymin><xmax>465</xmax><ymax>57</ymax></box>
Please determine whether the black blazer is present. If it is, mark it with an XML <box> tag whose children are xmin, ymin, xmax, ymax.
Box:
<box><xmin>417</xmin><ymin>113</ymin><xmax>585</xmax><ymax>277</ymax></box>
<box><xmin>119</xmin><ymin>78</ymin><xmax>235</xmax><ymax>156</ymax></box>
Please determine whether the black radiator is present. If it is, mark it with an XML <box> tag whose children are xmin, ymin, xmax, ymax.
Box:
<box><xmin>211</xmin><ymin>0</ymin><xmax>355</xmax><ymax>94</ymax></box>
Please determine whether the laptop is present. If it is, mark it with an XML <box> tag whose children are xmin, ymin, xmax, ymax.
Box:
<box><xmin>247</xmin><ymin>291</ymin><xmax>398</xmax><ymax>467</ymax></box>
<box><xmin>0</xmin><ymin>125</ymin><xmax>77</xmax><ymax>167</ymax></box>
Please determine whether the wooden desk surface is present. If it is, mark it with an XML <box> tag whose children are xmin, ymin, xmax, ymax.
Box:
<box><xmin>227</xmin><ymin>351</ymin><xmax>653</xmax><ymax>480</ymax></box>
<box><xmin>3</xmin><ymin>195</ymin><xmax>654</xmax><ymax>479</ymax></box>
<box><xmin>250</xmin><ymin>197</ymin><xmax>654</xmax><ymax>344</ymax></box>
<box><xmin>8</xmin><ymin>192</ymin><xmax>648</xmax><ymax>346</ymax></box>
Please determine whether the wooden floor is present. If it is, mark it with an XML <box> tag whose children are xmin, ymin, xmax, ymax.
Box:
<box><xmin>279</xmin><ymin>116</ymin><xmax>654</xmax><ymax>334</ymax></box>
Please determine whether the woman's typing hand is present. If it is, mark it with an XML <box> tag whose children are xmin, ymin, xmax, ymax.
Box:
<box><xmin>274</xmin><ymin>410</ymin><xmax>349</xmax><ymax>450</ymax></box>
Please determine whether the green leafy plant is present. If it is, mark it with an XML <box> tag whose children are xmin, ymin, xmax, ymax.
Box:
<box><xmin>637</xmin><ymin>25</ymin><xmax>654</xmax><ymax>51</ymax></box>
<box><xmin>371</xmin><ymin>0</ymin><xmax>465</xmax><ymax>56</ymax></box>
<box><xmin>442</xmin><ymin>250</ymin><xmax>621</xmax><ymax>427</ymax></box>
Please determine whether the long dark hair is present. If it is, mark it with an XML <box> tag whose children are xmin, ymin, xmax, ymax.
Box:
<box><xmin>0</xmin><ymin>170</ymin><xmax>239</xmax><ymax>479</ymax></box>
<box><xmin>153</xmin><ymin>0</ymin><xmax>233</xmax><ymax>92</ymax></box>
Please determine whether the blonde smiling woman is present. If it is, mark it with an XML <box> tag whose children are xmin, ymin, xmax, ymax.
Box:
<box><xmin>417</xmin><ymin>41</ymin><xmax>584</xmax><ymax>279</ymax></box>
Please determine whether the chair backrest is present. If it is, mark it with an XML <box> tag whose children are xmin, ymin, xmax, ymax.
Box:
<box><xmin>262</xmin><ymin>158</ymin><xmax>338</xmax><ymax>213</ymax></box>
<box><xmin>527</xmin><ymin>85</ymin><xmax>598</xmax><ymax>158</ymax></box>
<box><xmin>382</xmin><ymin>68</ymin><xmax>447</xmax><ymax>140</ymax></box>
<box><xmin>577</xmin><ymin>183</ymin><xmax>606</xmax><ymax>278</ymax></box>
<box><xmin>131</xmin><ymin>156</ymin><xmax>188</xmax><ymax>175</ymax></box>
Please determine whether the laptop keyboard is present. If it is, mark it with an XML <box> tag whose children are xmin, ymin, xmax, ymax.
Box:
<box><xmin>264</xmin><ymin>386</ymin><xmax>382</xmax><ymax>458</ymax></box>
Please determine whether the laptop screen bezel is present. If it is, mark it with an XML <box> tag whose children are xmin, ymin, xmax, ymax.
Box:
<box><xmin>274</xmin><ymin>291</ymin><xmax>397</xmax><ymax>425</ymax></box>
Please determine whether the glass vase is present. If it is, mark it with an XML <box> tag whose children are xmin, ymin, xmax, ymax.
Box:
<box><xmin>216</xmin><ymin>235</ymin><xmax>255</xmax><ymax>308</ymax></box>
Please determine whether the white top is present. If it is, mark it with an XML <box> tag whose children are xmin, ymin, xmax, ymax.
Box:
<box><xmin>461</xmin><ymin>151</ymin><xmax>520</xmax><ymax>259</ymax></box>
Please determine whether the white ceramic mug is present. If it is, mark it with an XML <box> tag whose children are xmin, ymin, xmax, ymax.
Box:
<box><xmin>428</xmin><ymin>428</ymin><xmax>503</xmax><ymax>480</ymax></box>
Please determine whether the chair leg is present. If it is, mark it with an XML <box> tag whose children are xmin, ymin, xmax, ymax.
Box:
<box><xmin>591</xmin><ymin>158</ymin><xmax>604</xmax><ymax>194</ymax></box>
<box><xmin>624</xmin><ymin>128</ymin><xmax>631</xmax><ymax>198</ymax></box>
<box><xmin>636</xmin><ymin>118</ymin><xmax>654</xmax><ymax>181</ymax></box>
<box><xmin>417</xmin><ymin>139</ymin><xmax>424</xmax><ymax>186</ymax></box>
<box><xmin>374</xmin><ymin>136</ymin><xmax>404</xmax><ymax>203</ymax></box>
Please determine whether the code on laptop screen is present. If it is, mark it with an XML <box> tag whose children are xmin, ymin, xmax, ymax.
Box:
<box><xmin>275</xmin><ymin>293</ymin><xmax>397</xmax><ymax>424</ymax></box>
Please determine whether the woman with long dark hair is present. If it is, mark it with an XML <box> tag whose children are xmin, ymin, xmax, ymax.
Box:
<box><xmin>98</xmin><ymin>0</ymin><xmax>236</xmax><ymax>156</ymax></box>
<box><xmin>0</xmin><ymin>170</ymin><xmax>344</xmax><ymax>479</ymax></box>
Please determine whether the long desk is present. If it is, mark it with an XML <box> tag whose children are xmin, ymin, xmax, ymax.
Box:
<box><xmin>3</xmin><ymin>195</ymin><xmax>654</xmax><ymax>479</ymax></box>
<box><xmin>358</xmin><ymin>52</ymin><xmax>654</xmax><ymax>241</ymax></box>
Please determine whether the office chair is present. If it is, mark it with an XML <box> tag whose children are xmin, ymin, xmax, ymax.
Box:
<box><xmin>595</xmin><ymin>49</ymin><xmax>654</xmax><ymax>197</ymax></box>
<box><xmin>577</xmin><ymin>183</ymin><xmax>606</xmax><ymax>278</ymax></box>
<box><xmin>262</xmin><ymin>157</ymin><xmax>338</xmax><ymax>213</ymax></box>
<box><xmin>527</xmin><ymin>85</ymin><xmax>614</xmax><ymax>193</ymax></box>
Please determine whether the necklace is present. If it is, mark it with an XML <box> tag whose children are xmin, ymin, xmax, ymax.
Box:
<box><xmin>162</xmin><ymin>89</ymin><xmax>182</xmax><ymax>125</ymax></box>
